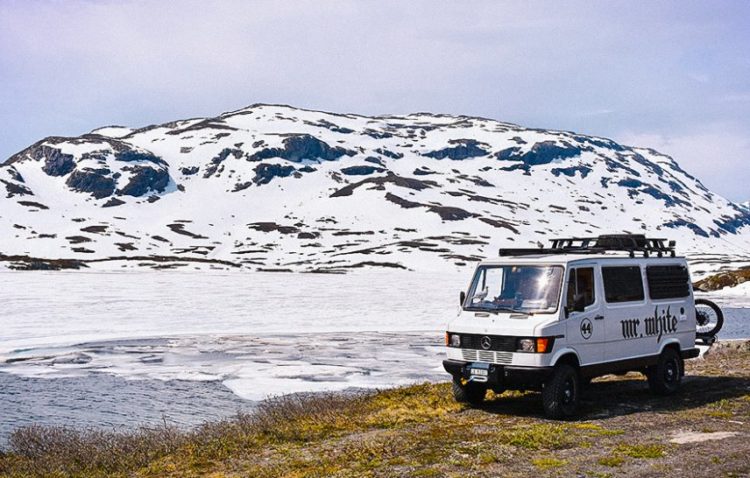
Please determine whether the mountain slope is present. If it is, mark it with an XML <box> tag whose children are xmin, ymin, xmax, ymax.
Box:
<box><xmin>2</xmin><ymin>104</ymin><xmax>750</xmax><ymax>274</ymax></box>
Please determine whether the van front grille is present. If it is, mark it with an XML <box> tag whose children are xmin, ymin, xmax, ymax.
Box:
<box><xmin>459</xmin><ymin>334</ymin><xmax>516</xmax><ymax>352</ymax></box>
<box><xmin>460</xmin><ymin>348</ymin><xmax>512</xmax><ymax>365</ymax></box>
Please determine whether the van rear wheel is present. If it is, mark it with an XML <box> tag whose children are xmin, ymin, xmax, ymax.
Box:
<box><xmin>452</xmin><ymin>378</ymin><xmax>487</xmax><ymax>405</ymax></box>
<box><xmin>542</xmin><ymin>364</ymin><xmax>580</xmax><ymax>419</ymax></box>
<box><xmin>647</xmin><ymin>347</ymin><xmax>682</xmax><ymax>395</ymax></box>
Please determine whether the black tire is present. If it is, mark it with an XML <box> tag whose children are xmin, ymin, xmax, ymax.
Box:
<box><xmin>491</xmin><ymin>386</ymin><xmax>506</xmax><ymax>396</ymax></box>
<box><xmin>542</xmin><ymin>364</ymin><xmax>580</xmax><ymax>419</ymax></box>
<box><xmin>695</xmin><ymin>299</ymin><xmax>724</xmax><ymax>338</ymax></box>
<box><xmin>647</xmin><ymin>347</ymin><xmax>682</xmax><ymax>395</ymax></box>
<box><xmin>452</xmin><ymin>378</ymin><xmax>487</xmax><ymax>405</ymax></box>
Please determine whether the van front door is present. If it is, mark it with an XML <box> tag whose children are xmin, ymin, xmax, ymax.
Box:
<box><xmin>564</xmin><ymin>265</ymin><xmax>605</xmax><ymax>366</ymax></box>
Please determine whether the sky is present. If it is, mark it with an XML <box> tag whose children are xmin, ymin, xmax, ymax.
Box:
<box><xmin>1</xmin><ymin>1</ymin><xmax>748</xmax><ymax>201</ymax></box>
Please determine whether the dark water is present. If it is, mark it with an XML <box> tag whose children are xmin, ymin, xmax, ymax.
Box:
<box><xmin>1</xmin><ymin>308</ymin><xmax>747</xmax><ymax>447</ymax></box>
<box><xmin>716</xmin><ymin>308</ymin><xmax>750</xmax><ymax>340</ymax></box>
<box><xmin>0</xmin><ymin>374</ymin><xmax>252</xmax><ymax>446</ymax></box>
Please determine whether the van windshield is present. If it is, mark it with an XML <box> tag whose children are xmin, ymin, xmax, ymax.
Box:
<box><xmin>464</xmin><ymin>265</ymin><xmax>564</xmax><ymax>314</ymax></box>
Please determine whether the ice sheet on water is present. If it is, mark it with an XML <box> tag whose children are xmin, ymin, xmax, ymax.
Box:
<box><xmin>0</xmin><ymin>333</ymin><xmax>447</xmax><ymax>401</ymax></box>
<box><xmin>0</xmin><ymin>270</ymin><xmax>465</xmax><ymax>354</ymax></box>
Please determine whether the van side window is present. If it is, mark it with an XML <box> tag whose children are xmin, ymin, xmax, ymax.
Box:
<box><xmin>646</xmin><ymin>265</ymin><xmax>690</xmax><ymax>299</ymax></box>
<box><xmin>602</xmin><ymin>266</ymin><xmax>644</xmax><ymax>303</ymax></box>
<box><xmin>566</xmin><ymin>267</ymin><xmax>595</xmax><ymax>310</ymax></box>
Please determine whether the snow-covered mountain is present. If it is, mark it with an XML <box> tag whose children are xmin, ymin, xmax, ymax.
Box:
<box><xmin>2</xmin><ymin>103</ymin><xmax>750</xmax><ymax>274</ymax></box>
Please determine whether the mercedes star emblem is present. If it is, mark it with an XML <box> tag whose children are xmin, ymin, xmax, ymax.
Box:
<box><xmin>481</xmin><ymin>336</ymin><xmax>492</xmax><ymax>350</ymax></box>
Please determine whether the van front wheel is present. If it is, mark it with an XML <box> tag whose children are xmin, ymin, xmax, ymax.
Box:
<box><xmin>542</xmin><ymin>364</ymin><xmax>580</xmax><ymax>419</ymax></box>
<box><xmin>452</xmin><ymin>378</ymin><xmax>487</xmax><ymax>405</ymax></box>
<box><xmin>647</xmin><ymin>347</ymin><xmax>682</xmax><ymax>395</ymax></box>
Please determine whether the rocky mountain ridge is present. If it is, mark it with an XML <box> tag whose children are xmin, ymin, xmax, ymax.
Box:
<box><xmin>2</xmin><ymin>103</ymin><xmax>749</xmax><ymax>274</ymax></box>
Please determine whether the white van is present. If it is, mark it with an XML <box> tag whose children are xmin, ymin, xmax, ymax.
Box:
<box><xmin>444</xmin><ymin>235</ymin><xmax>709</xmax><ymax>419</ymax></box>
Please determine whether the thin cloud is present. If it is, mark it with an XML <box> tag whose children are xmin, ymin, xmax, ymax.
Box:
<box><xmin>618</xmin><ymin>126</ymin><xmax>749</xmax><ymax>203</ymax></box>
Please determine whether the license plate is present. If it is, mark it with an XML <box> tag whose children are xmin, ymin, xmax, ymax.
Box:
<box><xmin>470</xmin><ymin>368</ymin><xmax>488</xmax><ymax>377</ymax></box>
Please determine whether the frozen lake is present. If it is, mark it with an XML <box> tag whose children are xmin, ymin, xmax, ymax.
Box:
<box><xmin>0</xmin><ymin>270</ymin><xmax>748</xmax><ymax>442</ymax></box>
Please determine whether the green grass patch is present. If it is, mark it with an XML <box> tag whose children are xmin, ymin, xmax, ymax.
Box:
<box><xmin>706</xmin><ymin>398</ymin><xmax>735</xmax><ymax>418</ymax></box>
<box><xmin>503</xmin><ymin>423</ymin><xmax>574</xmax><ymax>450</ymax></box>
<box><xmin>573</xmin><ymin>423</ymin><xmax>624</xmax><ymax>436</ymax></box>
<box><xmin>614</xmin><ymin>443</ymin><xmax>665</xmax><ymax>459</ymax></box>
<box><xmin>598</xmin><ymin>455</ymin><xmax>625</xmax><ymax>467</ymax></box>
<box><xmin>532</xmin><ymin>456</ymin><xmax>568</xmax><ymax>470</ymax></box>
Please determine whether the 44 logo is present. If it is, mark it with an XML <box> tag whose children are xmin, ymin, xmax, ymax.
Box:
<box><xmin>580</xmin><ymin>318</ymin><xmax>593</xmax><ymax>340</ymax></box>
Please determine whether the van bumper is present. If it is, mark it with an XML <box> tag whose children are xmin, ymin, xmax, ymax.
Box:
<box><xmin>681</xmin><ymin>348</ymin><xmax>700</xmax><ymax>360</ymax></box>
<box><xmin>443</xmin><ymin>359</ymin><xmax>553</xmax><ymax>390</ymax></box>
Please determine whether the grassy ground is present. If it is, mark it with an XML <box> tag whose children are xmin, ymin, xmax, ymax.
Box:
<box><xmin>2</xmin><ymin>341</ymin><xmax>749</xmax><ymax>478</ymax></box>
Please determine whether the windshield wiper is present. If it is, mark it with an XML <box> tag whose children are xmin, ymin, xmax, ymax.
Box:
<box><xmin>465</xmin><ymin>305</ymin><xmax>525</xmax><ymax>314</ymax></box>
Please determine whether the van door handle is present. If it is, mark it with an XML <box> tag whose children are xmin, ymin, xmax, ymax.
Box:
<box><xmin>594</xmin><ymin>315</ymin><xmax>604</xmax><ymax>320</ymax></box>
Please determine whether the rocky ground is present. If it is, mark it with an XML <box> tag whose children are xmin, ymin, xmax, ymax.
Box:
<box><xmin>695</xmin><ymin>266</ymin><xmax>750</xmax><ymax>291</ymax></box>
<box><xmin>1</xmin><ymin>341</ymin><xmax>749</xmax><ymax>477</ymax></box>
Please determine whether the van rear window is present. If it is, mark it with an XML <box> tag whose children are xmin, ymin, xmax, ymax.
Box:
<box><xmin>602</xmin><ymin>266</ymin><xmax>644</xmax><ymax>303</ymax></box>
<box><xmin>646</xmin><ymin>265</ymin><xmax>690</xmax><ymax>299</ymax></box>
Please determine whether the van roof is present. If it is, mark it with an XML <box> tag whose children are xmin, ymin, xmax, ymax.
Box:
<box><xmin>479</xmin><ymin>253</ymin><xmax>687</xmax><ymax>266</ymax></box>
<box><xmin>497</xmin><ymin>234</ymin><xmax>680</xmax><ymax>260</ymax></box>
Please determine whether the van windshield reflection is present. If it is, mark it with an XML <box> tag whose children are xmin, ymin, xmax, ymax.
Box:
<box><xmin>464</xmin><ymin>265</ymin><xmax>563</xmax><ymax>314</ymax></box>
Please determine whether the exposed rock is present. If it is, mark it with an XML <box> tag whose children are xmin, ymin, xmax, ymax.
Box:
<box><xmin>17</xmin><ymin>200</ymin><xmax>49</xmax><ymax>210</ymax></box>
<box><xmin>248</xmin><ymin>222</ymin><xmax>300</xmax><ymax>234</ymax></box>
<box><xmin>340</xmin><ymin>165</ymin><xmax>385</xmax><ymax>176</ymax></box>
<box><xmin>413</xmin><ymin>167</ymin><xmax>436</xmax><ymax>176</ymax></box>
<box><xmin>304</xmin><ymin>119</ymin><xmax>354</xmax><ymax>134</ymax></box>
<box><xmin>28</xmin><ymin>145</ymin><xmax>76</xmax><ymax>177</ymax></box>
<box><xmin>6</xmin><ymin>166</ymin><xmax>25</xmax><ymax>183</ymax></box>
<box><xmin>253</xmin><ymin>164</ymin><xmax>296</xmax><ymax>185</ymax></box>
<box><xmin>552</xmin><ymin>166</ymin><xmax>592</xmax><ymax>178</ymax></box>
<box><xmin>363</xmin><ymin>157</ymin><xmax>384</xmax><ymax>166</ymax></box>
<box><xmin>115</xmin><ymin>150</ymin><xmax>168</xmax><ymax>166</ymax></box>
<box><xmin>423</xmin><ymin>139</ymin><xmax>489</xmax><ymax>160</ymax></box>
<box><xmin>496</xmin><ymin>140</ymin><xmax>582</xmax><ymax>165</ymax></box>
<box><xmin>248</xmin><ymin>135</ymin><xmax>355</xmax><ymax>163</ymax></box>
<box><xmin>72</xmin><ymin>247</ymin><xmax>95</xmax><ymax>253</ymax></box>
<box><xmin>1</xmin><ymin>179</ymin><xmax>34</xmax><ymax>198</ymax></box>
<box><xmin>204</xmin><ymin>148</ymin><xmax>243</xmax><ymax>178</ymax></box>
<box><xmin>118</xmin><ymin>166</ymin><xmax>170</xmax><ymax>197</ymax></box>
<box><xmin>385</xmin><ymin>192</ymin><xmax>422</xmax><ymax>209</ymax></box>
<box><xmin>330</xmin><ymin>173</ymin><xmax>437</xmax><ymax>198</ymax></box>
<box><xmin>232</xmin><ymin>181</ymin><xmax>253</xmax><ymax>192</ymax></box>
<box><xmin>167</xmin><ymin>223</ymin><xmax>208</xmax><ymax>239</ymax></box>
<box><xmin>81</xmin><ymin>225</ymin><xmax>108</xmax><ymax>234</ymax></box>
<box><xmin>694</xmin><ymin>267</ymin><xmax>750</xmax><ymax>291</ymax></box>
<box><xmin>115</xmin><ymin>242</ymin><xmax>137</xmax><ymax>251</ymax></box>
<box><xmin>103</xmin><ymin>198</ymin><xmax>125</xmax><ymax>208</ymax></box>
<box><xmin>66</xmin><ymin>235</ymin><xmax>92</xmax><ymax>244</ymax></box>
<box><xmin>374</xmin><ymin>148</ymin><xmax>403</xmax><ymax>159</ymax></box>
<box><xmin>66</xmin><ymin>169</ymin><xmax>116</xmax><ymax>199</ymax></box>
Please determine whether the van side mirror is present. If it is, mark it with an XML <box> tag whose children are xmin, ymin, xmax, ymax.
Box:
<box><xmin>459</xmin><ymin>291</ymin><xmax>466</xmax><ymax>306</ymax></box>
<box><xmin>564</xmin><ymin>295</ymin><xmax>586</xmax><ymax>318</ymax></box>
<box><xmin>572</xmin><ymin>294</ymin><xmax>586</xmax><ymax>312</ymax></box>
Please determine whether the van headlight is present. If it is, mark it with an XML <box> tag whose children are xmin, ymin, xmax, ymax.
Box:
<box><xmin>516</xmin><ymin>337</ymin><xmax>553</xmax><ymax>353</ymax></box>
<box><xmin>517</xmin><ymin>338</ymin><xmax>535</xmax><ymax>352</ymax></box>
<box><xmin>449</xmin><ymin>334</ymin><xmax>461</xmax><ymax>347</ymax></box>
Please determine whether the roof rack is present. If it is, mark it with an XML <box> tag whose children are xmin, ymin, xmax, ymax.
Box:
<box><xmin>498</xmin><ymin>234</ymin><xmax>676</xmax><ymax>258</ymax></box>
